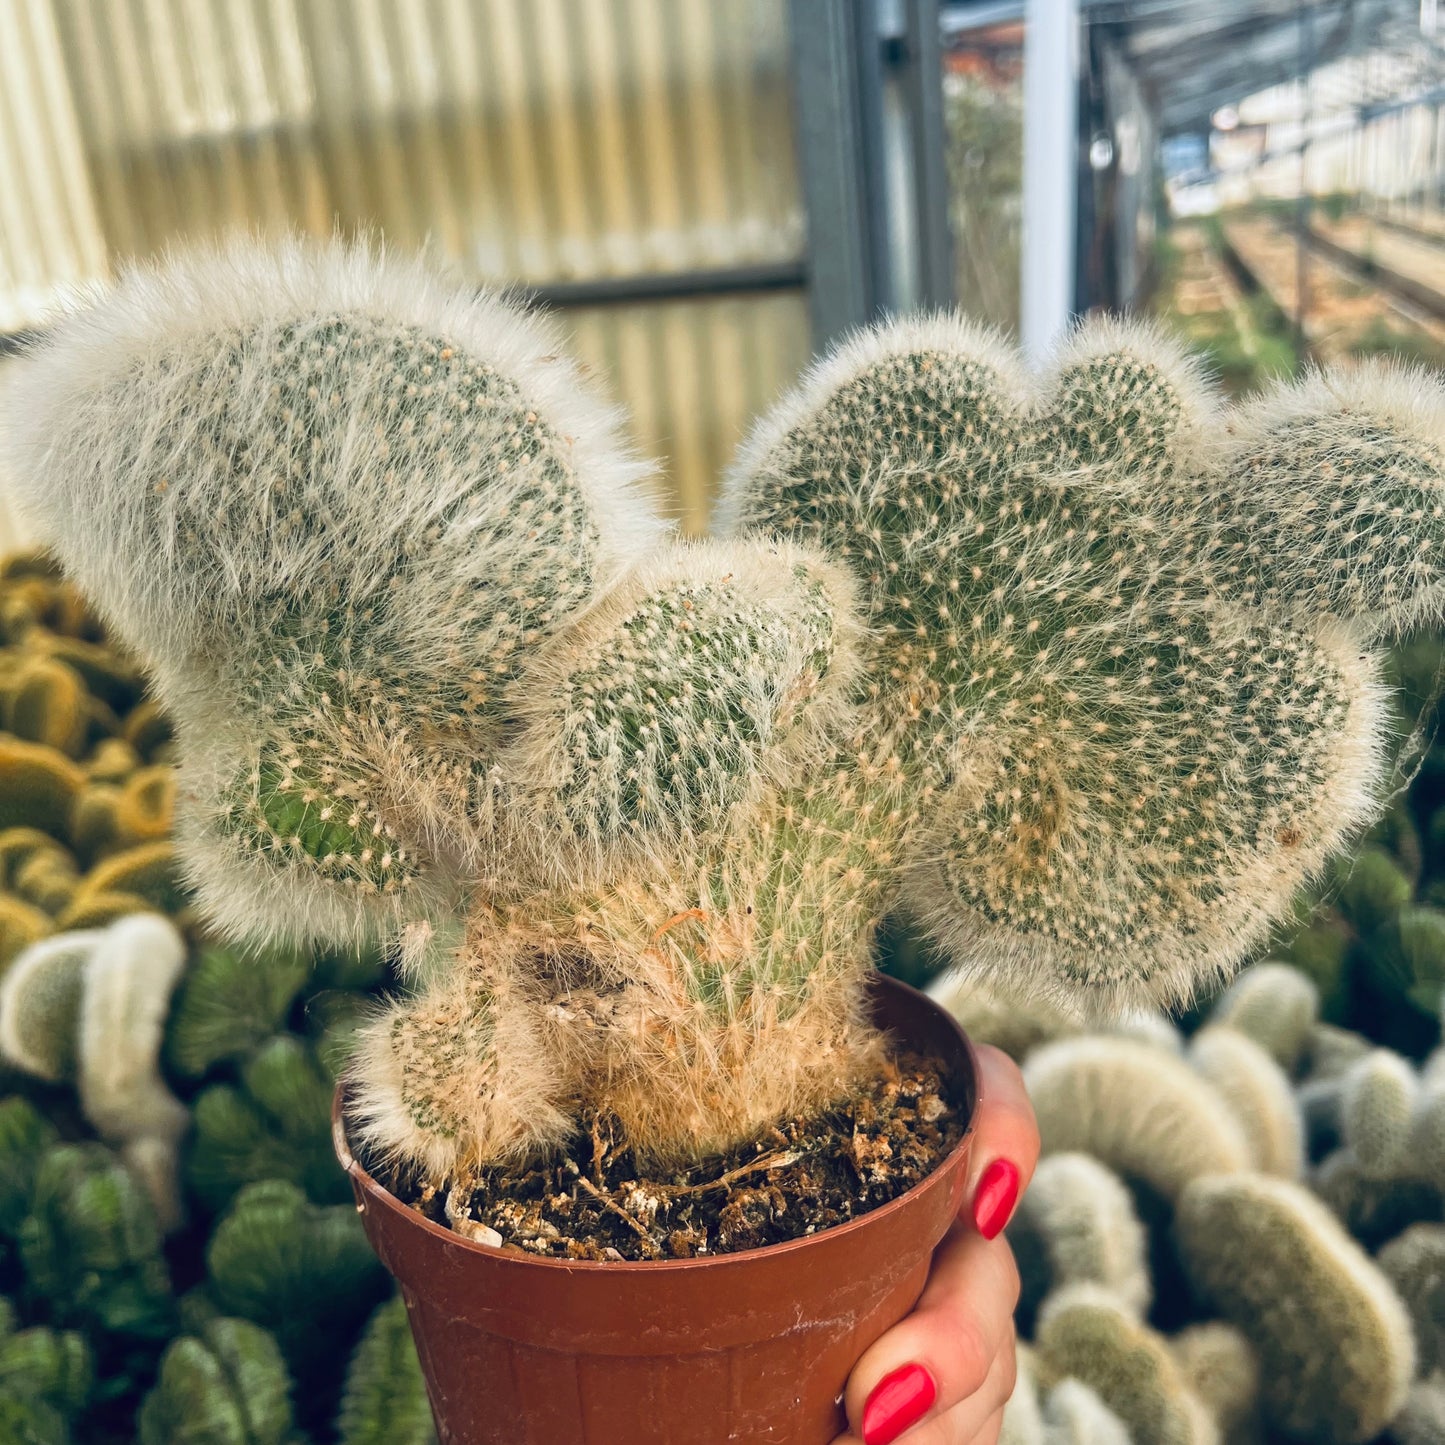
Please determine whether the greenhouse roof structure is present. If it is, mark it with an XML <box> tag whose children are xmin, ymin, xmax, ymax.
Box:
<box><xmin>945</xmin><ymin>0</ymin><xmax>1430</xmax><ymax>135</ymax></box>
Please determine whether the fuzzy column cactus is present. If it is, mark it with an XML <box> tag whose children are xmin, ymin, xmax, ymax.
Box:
<box><xmin>1176</xmin><ymin>1173</ymin><xmax>1415</xmax><ymax>1444</ymax></box>
<box><xmin>4</xmin><ymin>239</ymin><xmax>1437</xmax><ymax>1177</ymax></box>
<box><xmin>0</xmin><ymin>916</ymin><xmax>189</xmax><ymax>1227</ymax></box>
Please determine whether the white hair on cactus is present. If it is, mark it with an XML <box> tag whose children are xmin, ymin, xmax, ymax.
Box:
<box><xmin>1208</xmin><ymin>356</ymin><xmax>1445</xmax><ymax>636</ymax></box>
<box><xmin>716</xmin><ymin>307</ymin><xmax>1029</xmax><ymax>538</ymax></box>
<box><xmin>0</xmin><ymin>235</ymin><xmax>665</xmax><ymax>676</ymax></box>
<box><xmin>495</xmin><ymin>534</ymin><xmax>863</xmax><ymax>886</ymax></box>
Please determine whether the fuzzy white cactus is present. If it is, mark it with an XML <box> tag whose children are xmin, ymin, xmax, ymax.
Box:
<box><xmin>2</xmin><ymin>236</ymin><xmax>1433</xmax><ymax>1177</ymax></box>
<box><xmin>0</xmin><ymin>915</ymin><xmax>188</xmax><ymax>1226</ymax></box>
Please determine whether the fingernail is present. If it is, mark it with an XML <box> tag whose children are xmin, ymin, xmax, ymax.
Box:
<box><xmin>973</xmin><ymin>1157</ymin><xmax>1020</xmax><ymax>1240</ymax></box>
<box><xmin>862</xmin><ymin>1362</ymin><xmax>937</xmax><ymax>1445</ymax></box>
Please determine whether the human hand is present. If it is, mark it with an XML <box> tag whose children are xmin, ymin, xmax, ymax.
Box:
<box><xmin>834</xmin><ymin>1044</ymin><xmax>1041</xmax><ymax>1445</ymax></box>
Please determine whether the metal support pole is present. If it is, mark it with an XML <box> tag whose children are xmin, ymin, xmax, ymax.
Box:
<box><xmin>1021</xmin><ymin>0</ymin><xmax>1080</xmax><ymax>362</ymax></box>
<box><xmin>788</xmin><ymin>1</ymin><xmax>880</xmax><ymax>346</ymax></box>
<box><xmin>1293</xmin><ymin>0</ymin><xmax>1314</xmax><ymax>358</ymax></box>
<box><xmin>903</xmin><ymin>0</ymin><xmax>955</xmax><ymax>307</ymax></box>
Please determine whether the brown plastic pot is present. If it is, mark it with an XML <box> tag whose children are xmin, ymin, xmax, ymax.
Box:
<box><xmin>332</xmin><ymin>973</ymin><xmax>978</xmax><ymax>1445</ymax></box>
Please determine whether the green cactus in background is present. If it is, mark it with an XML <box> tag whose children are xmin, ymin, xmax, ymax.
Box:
<box><xmin>336</xmin><ymin>1296</ymin><xmax>435</xmax><ymax>1445</ymax></box>
<box><xmin>0</xmin><ymin>1391</ymin><xmax>67</xmax><ymax>1445</ymax></box>
<box><xmin>1209</xmin><ymin>963</ymin><xmax>1321</xmax><ymax>1071</ymax></box>
<box><xmin>1188</xmin><ymin>1025</ymin><xmax>1303</xmax><ymax>1177</ymax></box>
<box><xmin>1334</xmin><ymin>846</ymin><xmax>1414</xmax><ymax>937</ymax></box>
<box><xmin>1176</xmin><ymin>1173</ymin><xmax>1415</xmax><ymax>1443</ymax></box>
<box><xmin>0</xmin><ymin>1099</ymin><xmax>57</xmax><ymax>1243</ymax></box>
<box><xmin>205</xmin><ymin>1181</ymin><xmax>388</xmax><ymax>1385</ymax></box>
<box><xmin>1009</xmin><ymin>1152</ymin><xmax>1151</xmax><ymax>1328</ymax></box>
<box><xmin>165</xmin><ymin>945</ymin><xmax>311</xmax><ymax>1080</ymax></box>
<box><xmin>1034</xmin><ymin>1284</ymin><xmax>1217</xmax><ymax>1445</ymax></box>
<box><xmin>1024</xmin><ymin>1037</ymin><xmax>1251</xmax><ymax>1201</ymax></box>
<box><xmin>1363</xmin><ymin>905</ymin><xmax>1445</xmax><ymax>1019</ymax></box>
<box><xmin>187</xmin><ymin>1034</ymin><xmax>346</xmax><ymax>1212</ymax></box>
<box><xmin>17</xmin><ymin>1143</ymin><xmax>174</xmax><ymax>1341</ymax></box>
<box><xmin>0</xmin><ymin>1323</ymin><xmax>91</xmax><ymax>1422</ymax></box>
<box><xmin>137</xmin><ymin>1318</ymin><xmax>293</xmax><ymax>1445</ymax></box>
<box><xmin>1378</xmin><ymin>1224</ymin><xmax>1445</xmax><ymax>1375</ymax></box>
<box><xmin>6</xmin><ymin>238</ymin><xmax>1435</xmax><ymax>1173</ymax></box>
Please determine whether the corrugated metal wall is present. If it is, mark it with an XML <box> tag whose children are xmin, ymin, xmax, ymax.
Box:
<box><xmin>0</xmin><ymin>0</ymin><xmax>811</xmax><ymax>542</ymax></box>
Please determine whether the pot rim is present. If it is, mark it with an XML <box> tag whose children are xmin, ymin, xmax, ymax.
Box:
<box><xmin>333</xmin><ymin>972</ymin><xmax>979</xmax><ymax>1275</ymax></box>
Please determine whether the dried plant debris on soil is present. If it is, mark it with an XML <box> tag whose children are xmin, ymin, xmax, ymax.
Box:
<box><xmin>381</xmin><ymin>1050</ymin><xmax>967</xmax><ymax>1261</ymax></box>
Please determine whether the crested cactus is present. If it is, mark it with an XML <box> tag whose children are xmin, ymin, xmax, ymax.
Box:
<box><xmin>3</xmin><ymin>237</ymin><xmax>1430</xmax><ymax>1175</ymax></box>
<box><xmin>1034</xmin><ymin>1284</ymin><xmax>1217</xmax><ymax>1445</ymax></box>
<box><xmin>137</xmin><ymin>1318</ymin><xmax>293</xmax><ymax>1445</ymax></box>
<box><xmin>336</xmin><ymin>1296</ymin><xmax>435</xmax><ymax>1445</ymax></box>
<box><xmin>1305</xmin><ymin>1021</ymin><xmax>1374</xmax><ymax>1081</ymax></box>
<box><xmin>1009</xmin><ymin>1152</ymin><xmax>1151</xmax><ymax>1326</ymax></box>
<box><xmin>1176</xmin><ymin>1172</ymin><xmax>1416</xmax><ymax>1443</ymax></box>
<box><xmin>0</xmin><ymin>917</ymin><xmax>189</xmax><ymax>1225</ymax></box>
<box><xmin>1188</xmin><ymin>1025</ymin><xmax>1303</xmax><ymax>1177</ymax></box>
<box><xmin>0</xmin><ymin>895</ymin><xmax>50</xmax><ymax>971</ymax></box>
<box><xmin>187</xmin><ymin>1033</ymin><xmax>346</xmax><ymax>1211</ymax></box>
<box><xmin>205</xmin><ymin>1180</ymin><xmax>388</xmax><ymax>1384</ymax></box>
<box><xmin>18</xmin><ymin>1142</ymin><xmax>175</xmax><ymax>1341</ymax></box>
<box><xmin>1312</xmin><ymin>1143</ymin><xmax>1443</xmax><ymax>1248</ymax></box>
<box><xmin>1023</xmin><ymin>1036</ymin><xmax>1251</xmax><ymax>1201</ymax></box>
<box><xmin>164</xmin><ymin>944</ymin><xmax>311</xmax><ymax>1080</ymax></box>
<box><xmin>0</xmin><ymin>1099</ymin><xmax>56</xmax><ymax>1242</ymax></box>
<box><xmin>0</xmin><ymin>930</ymin><xmax>97</xmax><ymax>1081</ymax></box>
<box><xmin>0</xmin><ymin>1321</ymin><xmax>92</xmax><ymax>1422</ymax></box>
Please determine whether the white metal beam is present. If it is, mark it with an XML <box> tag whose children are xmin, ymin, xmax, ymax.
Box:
<box><xmin>1021</xmin><ymin>0</ymin><xmax>1080</xmax><ymax>360</ymax></box>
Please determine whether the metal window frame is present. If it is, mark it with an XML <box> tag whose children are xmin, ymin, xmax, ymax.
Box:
<box><xmin>787</xmin><ymin>0</ymin><xmax>955</xmax><ymax>351</ymax></box>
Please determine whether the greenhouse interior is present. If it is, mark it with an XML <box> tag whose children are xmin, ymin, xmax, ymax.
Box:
<box><xmin>3</xmin><ymin>1</ymin><xmax>1445</xmax><ymax>1442</ymax></box>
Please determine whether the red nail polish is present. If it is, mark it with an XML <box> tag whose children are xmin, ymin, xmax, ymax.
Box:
<box><xmin>862</xmin><ymin>1362</ymin><xmax>937</xmax><ymax>1445</ymax></box>
<box><xmin>973</xmin><ymin>1157</ymin><xmax>1020</xmax><ymax>1240</ymax></box>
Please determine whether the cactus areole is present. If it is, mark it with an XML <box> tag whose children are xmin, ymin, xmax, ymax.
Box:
<box><xmin>2</xmin><ymin>238</ymin><xmax>1436</xmax><ymax>1440</ymax></box>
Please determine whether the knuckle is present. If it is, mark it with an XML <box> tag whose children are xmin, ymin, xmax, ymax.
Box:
<box><xmin>992</xmin><ymin>1329</ymin><xmax>1019</xmax><ymax>1409</ymax></box>
<box><xmin>999</xmin><ymin>1243</ymin><xmax>1022</xmax><ymax>1313</ymax></box>
<box><xmin>942</xmin><ymin>1311</ymin><xmax>993</xmax><ymax>1400</ymax></box>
